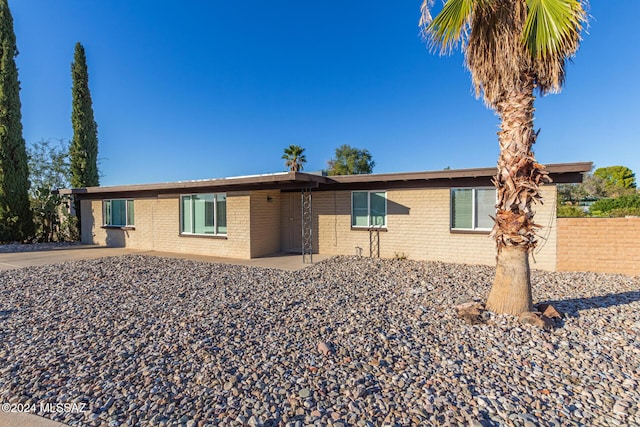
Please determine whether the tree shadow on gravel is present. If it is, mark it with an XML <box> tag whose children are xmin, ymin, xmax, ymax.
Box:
<box><xmin>475</xmin><ymin>418</ymin><xmax>501</xmax><ymax>427</ymax></box>
<box><xmin>0</xmin><ymin>308</ymin><xmax>17</xmax><ymax>321</ymax></box>
<box><xmin>538</xmin><ymin>290</ymin><xmax>640</xmax><ymax>319</ymax></box>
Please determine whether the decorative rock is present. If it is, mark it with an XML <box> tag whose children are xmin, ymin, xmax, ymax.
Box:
<box><xmin>519</xmin><ymin>312</ymin><xmax>552</xmax><ymax>329</ymax></box>
<box><xmin>613</xmin><ymin>402</ymin><xmax>628</xmax><ymax>415</ymax></box>
<box><xmin>298</xmin><ymin>388</ymin><xmax>311</xmax><ymax>399</ymax></box>
<box><xmin>454</xmin><ymin>301</ymin><xmax>485</xmax><ymax>325</ymax></box>
<box><xmin>317</xmin><ymin>341</ymin><xmax>332</xmax><ymax>356</ymax></box>
<box><xmin>248</xmin><ymin>415</ymin><xmax>262</xmax><ymax>427</ymax></box>
<box><xmin>0</xmin><ymin>253</ymin><xmax>637</xmax><ymax>427</ymax></box>
<box><xmin>536</xmin><ymin>303</ymin><xmax>563</xmax><ymax>319</ymax></box>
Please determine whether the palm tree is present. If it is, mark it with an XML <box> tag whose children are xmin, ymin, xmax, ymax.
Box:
<box><xmin>420</xmin><ymin>0</ymin><xmax>587</xmax><ymax>315</ymax></box>
<box><xmin>282</xmin><ymin>145</ymin><xmax>307</xmax><ymax>172</ymax></box>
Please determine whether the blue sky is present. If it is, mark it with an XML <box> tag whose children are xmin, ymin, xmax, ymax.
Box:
<box><xmin>11</xmin><ymin>0</ymin><xmax>640</xmax><ymax>186</ymax></box>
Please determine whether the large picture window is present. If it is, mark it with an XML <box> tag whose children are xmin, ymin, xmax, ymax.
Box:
<box><xmin>451</xmin><ymin>188</ymin><xmax>496</xmax><ymax>231</ymax></box>
<box><xmin>351</xmin><ymin>191</ymin><xmax>386</xmax><ymax>228</ymax></box>
<box><xmin>103</xmin><ymin>199</ymin><xmax>134</xmax><ymax>227</ymax></box>
<box><xmin>181</xmin><ymin>193</ymin><xmax>227</xmax><ymax>235</ymax></box>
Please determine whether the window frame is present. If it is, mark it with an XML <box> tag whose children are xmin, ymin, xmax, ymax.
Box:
<box><xmin>180</xmin><ymin>193</ymin><xmax>227</xmax><ymax>237</ymax></box>
<box><xmin>102</xmin><ymin>199</ymin><xmax>134</xmax><ymax>228</ymax></box>
<box><xmin>351</xmin><ymin>190</ymin><xmax>387</xmax><ymax>229</ymax></box>
<box><xmin>450</xmin><ymin>187</ymin><xmax>496</xmax><ymax>232</ymax></box>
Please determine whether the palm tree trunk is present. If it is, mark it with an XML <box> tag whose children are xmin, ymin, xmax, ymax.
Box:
<box><xmin>487</xmin><ymin>245</ymin><xmax>532</xmax><ymax>314</ymax></box>
<box><xmin>486</xmin><ymin>74</ymin><xmax>550</xmax><ymax>315</ymax></box>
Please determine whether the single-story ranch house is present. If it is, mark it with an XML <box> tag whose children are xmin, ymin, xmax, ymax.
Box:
<box><xmin>59</xmin><ymin>162</ymin><xmax>592</xmax><ymax>271</ymax></box>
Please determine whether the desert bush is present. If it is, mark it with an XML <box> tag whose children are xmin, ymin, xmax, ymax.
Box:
<box><xmin>393</xmin><ymin>252</ymin><xmax>408</xmax><ymax>260</ymax></box>
<box><xmin>608</xmin><ymin>207</ymin><xmax>640</xmax><ymax>218</ymax></box>
<box><xmin>557</xmin><ymin>205</ymin><xmax>587</xmax><ymax>218</ymax></box>
<box><xmin>590</xmin><ymin>194</ymin><xmax>640</xmax><ymax>216</ymax></box>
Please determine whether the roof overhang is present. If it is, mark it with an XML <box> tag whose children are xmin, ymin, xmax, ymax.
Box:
<box><xmin>56</xmin><ymin>172</ymin><xmax>330</xmax><ymax>199</ymax></box>
<box><xmin>56</xmin><ymin>162</ymin><xmax>592</xmax><ymax>199</ymax></box>
<box><xmin>311</xmin><ymin>162</ymin><xmax>593</xmax><ymax>191</ymax></box>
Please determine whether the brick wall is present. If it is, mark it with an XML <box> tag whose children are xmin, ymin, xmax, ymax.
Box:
<box><xmin>82</xmin><ymin>192</ymin><xmax>253</xmax><ymax>259</ymax></box>
<box><xmin>81</xmin><ymin>184</ymin><xmax>560</xmax><ymax>270</ymax></box>
<box><xmin>557</xmin><ymin>217</ymin><xmax>640</xmax><ymax>276</ymax></box>
<box><xmin>312</xmin><ymin>185</ymin><xmax>557</xmax><ymax>271</ymax></box>
<box><xmin>80</xmin><ymin>199</ymin><xmax>95</xmax><ymax>245</ymax></box>
<box><xmin>250</xmin><ymin>190</ymin><xmax>282</xmax><ymax>257</ymax></box>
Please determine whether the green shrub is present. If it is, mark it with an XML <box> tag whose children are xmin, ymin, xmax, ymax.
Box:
<box><xmin>557</xmin><ymin>205</ymin><xmax>587</xmax><ymax>218</ymax></box>
<box><xmin>608</xmin><ymin>207</ymin><xmax>640</xmax><ymax>218</ymax></box>
<box><xmin>590</xmin><ymin>194</ymin><xmax>640</xmax><ymax>216</ymax></box>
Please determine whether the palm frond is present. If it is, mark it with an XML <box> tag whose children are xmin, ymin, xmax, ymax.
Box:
<box><xmin>421</xmin><ymin>0</ymin><xmax>475</xmax><ymax>53</ymax></box>
<box><xmin>282</xmin><ymin>145</ymin><xmax>306</xmax><ymax>171</ymax></box>
<box><xmin>522</xmin><ymin>0</ymin><xmax>586</xmax><ymax>59</ymax></box>
<box><xmin>419</xmin><ymin>0</ymin><xmax>435</xmax><ymax>30</ymax></box>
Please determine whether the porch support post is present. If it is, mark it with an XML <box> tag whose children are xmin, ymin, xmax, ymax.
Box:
<box><xmin>301</xmin><ymin>189</ymin><xmax>313</xmax><ymax>264</ymax></box>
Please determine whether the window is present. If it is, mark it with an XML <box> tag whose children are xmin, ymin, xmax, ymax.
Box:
<box><xmin>451</xmin><ymin>188</ymin><xmax>496</xmax><ymax>231</ymax></box>
<box><xmin>352</xmin><ymin>191</ymin><xmax>386</xmax><ymax>227</ymax></box>
<box><xmin>103</xmin><ymin>199</ymin><xmax>134</xmax><ymax>227</ymax></box>
<box><xmin>181</xmin><ymin>193</ymin><xmax>227</xmax><ymax>235</ymax></box>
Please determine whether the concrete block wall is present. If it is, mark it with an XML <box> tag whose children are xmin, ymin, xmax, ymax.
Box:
<box><xmin>82</xmin><ymin>192</ymin><xmax>253</xmax><ymax>259</ymax></box>
<box><xmin>313</xmin><ymin>185</ymin><xmax>558</xmax><ymax>271</ymax></box>
<box><xmin>80</xmin><ymin>199</ymin><xmax>96</xmax><ymax>245</ymax></box>
<box><xmin>526</xmin><ymin>185</ymin><xmax>558</xmax><ymax>271</ymax></box>
<box><xmin>249</xmin><ymin>190</ymin><xmax>282</xmax><ymax>257</ymax></box>
<box><xmin>81</xmin><ymin>184</ymin><xmax>559</xmax><ymax>269</ymax></box>
<box><xmin>557</xmin><ymin>217</ymin><xmax>640</xmax><ymax>276</ymax></box>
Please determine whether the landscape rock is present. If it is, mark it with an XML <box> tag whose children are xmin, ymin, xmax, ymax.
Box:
<box><xmin>519</xmin><ymin>311</ymin><xmax>554</xmax><ymax>329</ymax></box>
<box><xmin>0</xmin><ymin>253</ymin><xmax>638</xmax><ymax>426</ymax></box>
<box><xmin>536</xmin><ymin>303</ymin><xmax>564</xmax><ymax>319</ymax></box>
<box><xmin>454</xmin><ymin>301</ymin><xmax>485</xmax><ymax>325</ymax></box>
<box><xmin>317</xmin><ymin>341</ymin><xmax>332</xmax><ymax>356</ymax></box>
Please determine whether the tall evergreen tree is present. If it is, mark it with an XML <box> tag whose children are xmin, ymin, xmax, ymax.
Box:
<box><xmin>0</xmin><ymin>0</ymin><xmax>34</xmax><ymax>242</ymax></box>
<box><xmin>70</xmin><ymin>42</ymin><xmax>99</xmax><ymax>188</ymax></box>
<box><xmin>70</xmin><ymin>42</ymin><xmax>99</xmax><ymax>236</ymax></box>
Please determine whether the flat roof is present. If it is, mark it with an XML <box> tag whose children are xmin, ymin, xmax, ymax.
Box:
<box><xmin>57</xmin><ymin>162</ymin><xmax>592</xmax><ymax>198</ymax></box>
<box><xmin>327</xmin><ymin>162</ymin><xmax>593</xmax><ymax>183</ymax></box>
<box><xmin>57</xmin><ymin>171</ymin><xmax>331</xmax><ymax>197</ymax></box>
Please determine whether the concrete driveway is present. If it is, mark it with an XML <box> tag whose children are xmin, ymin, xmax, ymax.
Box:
<box><xmin>0</xmin><ymin>245</ymin><xmax>329</xmax><ymax>272</ymax></box>
<box><xmin>0</xmin><ymin>411</ymin><xmax>66</xmax><ymax>427</ymax></box>
<box><xmin>0</xmin><ymin>246</ymin><xmax>142</xmax><ymax>271</ymax></box>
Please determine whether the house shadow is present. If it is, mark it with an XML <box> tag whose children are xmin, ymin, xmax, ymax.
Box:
<box><xmin>387</xmin><ymin>199</ymin><xmax>411</xmax><ymax>215</ymax></box>
<box><xmin>105</xmin><ymin>228</ymin><xmax>127</xmax><ymax>247</ymax></box>
<box><xmin>537</xmin><ymin>290</ymin><xmax>640</xmax><ymax>319</ymax></box>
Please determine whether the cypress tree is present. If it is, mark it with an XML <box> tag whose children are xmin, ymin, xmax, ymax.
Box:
<box><xmin>0</xmin><ymin>0</ymin><xmax>34</xmax><ymax>242</ymax></box>
<box><xmin>70</xmin><ymin>42</ymin><xmax>99</xmax><ymax>188</ymax></box>
<box><xmin>70</xmin><ymin>42</ymin><xmax>99</xmax><ymax>235</ymax></box>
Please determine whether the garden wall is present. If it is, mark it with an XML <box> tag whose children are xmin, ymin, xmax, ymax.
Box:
<box><xmin>557</xmin><ymin>217</ymin><xmax>640</xmax><ymax>276</ymax></box>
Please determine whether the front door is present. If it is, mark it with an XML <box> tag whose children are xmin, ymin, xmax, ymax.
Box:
<box><xmin>287</xmin><ymin>193</ymin><xmax>302</xmax><ymax>252</ymax></box>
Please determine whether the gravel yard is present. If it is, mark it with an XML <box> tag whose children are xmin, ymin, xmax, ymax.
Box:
<box><xmin>0</xmin><ymin>255</ymin><xmax>639</xmax><ymax>427</ymax></box>
<box><xmin>0</xmin><ymin>242</ymin><xmax>83</xmax><ymax>253</ymax></box>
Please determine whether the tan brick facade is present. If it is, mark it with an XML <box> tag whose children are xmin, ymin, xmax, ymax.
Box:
<box><xmin>82</xmin><ymin>185</ymin><xmax>558</xmax><ymax>269</ymax></box>
<box><xmin>557</xmin><ymin>217</ymin><xmax>640</xmax><ymax>276</ymax></box>
<box><xmin>83</xmin><ymin>192</ymin><xmax>252</xmax><ymax>259</ymax></box>
<box><xmin>281</xmin><ymin>185</ymin><xmax>558</xmax><ymax>271</ymax></box>
<box><xmin>250</xmin><ymin>191</ymin><xmax>282</xmax><ymax>257</ymax></box>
